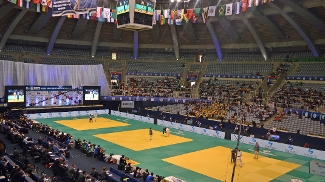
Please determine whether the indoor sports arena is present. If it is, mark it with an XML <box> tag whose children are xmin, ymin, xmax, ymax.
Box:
<box><xmin>0</xmin><ymin>0</ymin><xmax>325</xmax><ymax>181</ymax></box>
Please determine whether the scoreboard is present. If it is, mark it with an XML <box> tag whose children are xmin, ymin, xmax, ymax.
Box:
<box><xmin>116</xmin><ymin>0</ymin><xmax>155</xmax><ymax>31</ymax></box>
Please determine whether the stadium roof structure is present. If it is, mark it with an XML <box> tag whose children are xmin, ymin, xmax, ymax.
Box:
<box><xmin>0</xmin><ymin>0</ymin><xmax>324</xmax><ymax>60</ymax></box>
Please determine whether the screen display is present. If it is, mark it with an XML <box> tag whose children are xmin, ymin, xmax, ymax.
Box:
<box><xmin>134</xmin><ymin>0</ymin><xmax>154</xmax><ymax>15</ymax></box>
<box><xmin>134</xmin><ymin>12</ymin><xmax>153</xmax><ymax>26</ymax></box>
<box><xmin>117</xmin><ymin>12</ymin><xmax>130</xmax><ymax>25</ymax></box>
<box><xmin>270</xmin><ymin>135</ymin><xmax>280</xmax><ymax>141</ymax></box>
<box><xmin>117</xmin><ymin>0</ymin><xmax>129</xmax><ymax>15</ymax></box>
<box><xmin>7</xmin><ymin>89</ymin><xmax>25</xmax><ymax>103</ymax></box>
<box><xmin>84</xmin><ymin>89</ymin><xmax>99</xmax><ymax>100</ymax></box>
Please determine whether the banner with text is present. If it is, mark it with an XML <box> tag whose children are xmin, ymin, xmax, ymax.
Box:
<box><xmin>286</xmin><ymin>76</ymin><xmax>325</xmax><ymax>81</ymax></box>
<box><xmin>157</xmin><ymin>119</ymin><xmax>225</xmax><ymax>139</ymax></box>
<box><xmin>25</xmin><ymin>109</ymin><xmax>109</xmax><ymax>119</ymax></box>
<box><xmin>203</xmin><ymin>74</ymin><xmax>263</xmax><ymax>79</ymax></box>
<box><xmin>310</xmin><ymin>160</ymin><xmax>325</xmax><ymax>177</ymax></box>
<box><xmin>111</xmin><ymin>110</ymin><xmax>154</xmax><ymax>124</ymax></box>
<box><xmin>231</xmin><ymin>134</ymin><xmax>325</xmax><ymax>161</ymax></box>
<box><xmin>101</xmin><ymin>96</ymin><xmax>212</xmax><ymax>103</ymax></box>
<box><xmin>52</xmin><ymin>0</ymin><xmax>97</xmax><ymax>17</ymax></box>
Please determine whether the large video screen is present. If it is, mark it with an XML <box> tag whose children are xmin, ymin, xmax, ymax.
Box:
<box><xmin>7</xmin><ymin>89</ymin><xmax>25</xmax><ymax>103</ymax></box>
<box><xmin>5</xmin><ymin>86</ymin><xmax>26</xmax><ymax>107</ymax></box>
<box><xmin>134</xmin><ymin>0</ymin><xmax>154</xmax><ymax>15</ymax></box>
<box><xmin>133</xmin><ymin>0</ymin><xmax>154</xmax><ymax>26</ymax></box>
<box><xmin>117</xmin><ymin>0</ymin><xmax>130</xmax><ymax>15</ymax></box>
<box><xmin>83</xmin><ymin>86</ymin><xmax>101</xmax><ymax>105</ymax></box>
<box><xmin>84</xmin><ymin>89</ymin><xmax>99</xmax><ymax>100</ymax></box>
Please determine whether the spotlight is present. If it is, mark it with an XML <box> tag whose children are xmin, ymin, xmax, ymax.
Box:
<box><xmin>92</xmin><ymin>56</ymin><xmax>94</xmax><ymax>58</ymax></box>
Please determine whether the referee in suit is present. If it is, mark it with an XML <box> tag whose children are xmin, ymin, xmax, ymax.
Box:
<box><xmin>231</xmin><ymin>147</ymin><xmax>237</xmax><ymax>163</ymax></box>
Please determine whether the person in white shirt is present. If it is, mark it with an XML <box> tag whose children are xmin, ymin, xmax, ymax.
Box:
<box><xmin>94</xmin><ymin>113</ymin><xmax>97</xmax><ymax>122</ymax></box>
<box><xmin>165</xmin><ymin>128</ymin><xmax>170</xmax><ymax>137</ymax></box>
<box><xmin>250</xmin><ymin>133</ymin><xmax>255</xmax><ymax>138</ymax></box>
<box><xmin>233</xmin><ymin>125</ymin><xmax>239</xmax><ymax>133</ymax></box>
<box><xmin>237</xmin><ymin>150</ymin><xmax>242</xmax><ymax>167</ymax></box>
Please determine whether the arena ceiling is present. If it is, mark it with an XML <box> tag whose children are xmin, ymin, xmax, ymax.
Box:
<box><xmin>0</xmin><ymin>0</ymin><xmax>325</xmax><ymax>60</ymax></box>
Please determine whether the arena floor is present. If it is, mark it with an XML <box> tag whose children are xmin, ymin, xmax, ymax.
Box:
<box><xmin>36</xmin><ymin>115</ymin><xmax>325</xmax><ymax>182</ymax></box>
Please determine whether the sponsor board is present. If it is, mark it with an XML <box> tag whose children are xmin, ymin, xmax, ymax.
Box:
<box><xmin>231</xmin><ymin>134</ymin><xmax>325</xmax><ymax>161</ymax></box>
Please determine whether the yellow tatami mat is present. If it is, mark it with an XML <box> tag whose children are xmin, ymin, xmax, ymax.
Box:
<box><xmin>55</xmin><ymin>118</ymin><xmax>129</xmax><ymax>131</ymax></box>
<box><xmin>94</xmin><ymin>129</ymin><xmax>192</xmax><ymax>151</ymax></box>
<box><xmin>163</xmin><ymin>146</ymin><xmax>300</xmax><ymax>182</ymax></box>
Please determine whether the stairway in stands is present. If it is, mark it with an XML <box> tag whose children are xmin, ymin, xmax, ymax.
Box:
<box><xmin>194</xmin><ymin>63</ymin><xmax>207</xmax><ymax>89</ymax></box>
<box><xmin>120</xmin><ymin>60</ymin><xmax>127</xmax><ymax>83</ymax></box>
<box><xmin>180</xmin><ymin>62</ymin><xmax>190</xmax><ymax>85</ymax></box>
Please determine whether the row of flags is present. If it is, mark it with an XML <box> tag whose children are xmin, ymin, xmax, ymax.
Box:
<box><xmin>7</xmin><ymin>0</ymin><xmax>52</xmax><ymax>12</ymax></box>
<box><xmin>147</xmin><ymin>0</ymin><xmax>275</xmax><ymax>25</ymax></box>
<box><xmin>65</xmin><ymin>9</ymin><xmax>117</xmax><ymax>23</ymax></box>
<box><xmin>7</xmin><ymin>0</ymin><xmax>275</xmax><ymax>23</ymax></box>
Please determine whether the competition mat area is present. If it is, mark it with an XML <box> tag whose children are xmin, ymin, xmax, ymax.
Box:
<box><xmin>35</xmin><ymin>114</ymin><xmax>325</xmax><ymax>182</ymax></box>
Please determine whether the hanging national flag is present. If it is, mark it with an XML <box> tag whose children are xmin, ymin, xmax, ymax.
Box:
<box><xmin>269</xmin><ymin>0</ymin><xmax>274</xmax><ymax>1</ymax></box>
<box><xmin>16</xmin><ymin>0</ymin><xmax>23</xmax><ymax>7</ymax></box>
<box><xmin>97</xmin><ymin>7</ymin><xmax>103</xmax><ymax>18</ymax></box>
<box><xmin>192</xmin><ymin>14</ymin><xmax>199</xmax><ymax>23</ymax></box>
<box><xmin>103</xmin><ymin>8</ymin><xmax>110</xmax><ymax>19</ymax></box>
<box><xmin>74</xmin><ymin>14</ymin><xmax>80</xmax><ymax>19</ymax></box>
<box><xmin>170</xmin><ymin>10</ymin><xmax>177</xmax><ymax>20</ymax></box>
<box><xmin>254</xmin><ymin>0</ymin><xmax>260</xmax><ymax>6</ymax></box>
<box><xmin>160</xmin><ymin>14</ymin><xmax>165</xmax><ymax>25</ymax></box>
<box><xmin>34</xmin><ymin>3</ymin><xmax>40</xmax><ymax>12</ymax></box>
<box><xmin>32</xmin><ymin>0</ymin><xmax>40</xmax><ymax>4</ymax></box>
<box><xmin>242</xmin><ymin>0</ymin><xmax>248</xmax><ymax>12</ymax></box>
<box><xmin>156</xmin><ymin>10</ymin><xmax>161</xmax><ymax>21</ymax></box>
<box><xmin>217</xmin><ymin>5</ymin><xmax>225</xmax><ymax>17</ymax></box>
<box><xmin>164</xmin><ymin>9</ymin><xmax>170</xmax><ymax>19</ymax></box>
<box><xmin>208</xmin><ymin>6</ymin><xmax>216</xmax><ymax>17</ymax></box>
<box><xmin>168</xmin><ymin>18</ymin><xmax>173</xmax><ymax>25</ymax></box>
<box><xmin>186</xmin><ymin>9</ymin><xmax>193</xmax><ymax>22</ymax></box>
<box><xmin>225</xmin><ymin>3</ymin><xmax>233</xmax><ymax>16</ymax></box>
<box><xmin>98</xmin><ymin>11</ymin><xmax>105</xmax><ymax>22</ymax></box>
<box><xmin>201</xmin><ymin>7</ymin><xmax>208</xmax><ymax>23</ymax></box>
<box><xmin>24</xmin><ymin>0</ymin><xmax>30</xmax><ymax>9</ymax></box>
<box><xmin>111</xmin><ymin>9</ymin><xmax>117</xmax><ymax>23</ymax></box>
<box><xmin>261</xmin><ymin>0</ymin><xmax>267</xmax><ymax>4</ymax></box>
<box><xmin>175</xmin><ymin>18</ymin><xmax>182</xmax><ymax>25</ymax></box>
<box><xmin>234</xmin><ymin>2</ymin><xmax>242</xmax><ymax>14</ymax></box>
<box><xmin>248</xmin><ymin>0</ymin><xmax>254</xmax><ymax>7</ymax></box>
<box><xmin>47</xmin><ymin>0</ymin><xmax>52</xmax><ymax>8</ymax></box>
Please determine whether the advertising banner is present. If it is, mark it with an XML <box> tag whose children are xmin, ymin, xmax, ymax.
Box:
<box><xmin>286</xmin><ymin>76</ymin><xmax>325</xmax><ymax>81</ymax></box>
<box><xmin>203</xmin><ymin>74</ymin><xmax>263</xmax><ymax>79</ymax></box>
<box><xmin>231</xmin><ymin>134</ymin><xmax>325</xmax><ymax>161</ymax></box>
<box><xmin>25</xmin><ymin>109</ymin><xmax>109</xmax><ymax>119</ymax></box>
<box><xmin>52</xmin><ymin>0</ymin><xmax>97</xmax><ymax>17</ymax></box>
<box><xmin>310</xmin><ymin>160</ymin><xmax>325</xmax><ymax>177</ymax></box>
<box><xmin>157</xmin><ymin>119</ymin><xmax>225</xmax><ymax>139</ymax></box>
<box><xmin>111</xmin><ymin>110</ymin><xmax>154</xmax><ymax>124</ymax></box>
<box><xmin>126</xmin><ymin>72</ymin><xmax>182</xmax><ymax>77</ymax></box>
<box><xmin>121</xmin><ymin>101</ymin><xmax>134</xmax><ymax>108</ymax></box>
<box><xmin>111</xmin><ymin>72</ymin><xmax>122</xmax><ymax>80</ymax></box>
<box><xmin>101</xmin><ymin>96</ymin><xmax>212</xmax><ymax>103</ymax></box>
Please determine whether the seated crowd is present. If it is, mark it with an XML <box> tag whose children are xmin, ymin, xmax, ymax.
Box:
<box><xmin>0</xmin><ymin>111</ymin><xmax>166</xmax><ymax>182</ymax></box>
<box><xmin>199</xmin><ymin>79</ymin><xmax>259</xmax><ymax>100</ymax></box>
<box><xmin>127</xmin><ymin>77</ymin><xmax>185</xmax><ymax>97</ymax></box>
<box><xmin>273</xmin><ymin>82</ymin><xmax>324</xmax><ymax>111</ymax></box>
